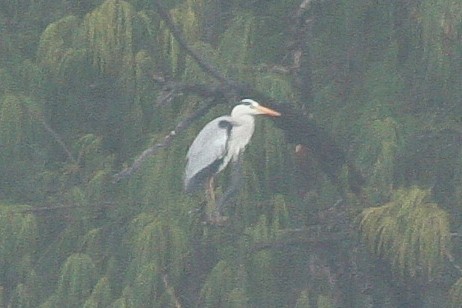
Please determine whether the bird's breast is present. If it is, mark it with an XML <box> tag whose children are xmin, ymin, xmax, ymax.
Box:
<box><xmin>227</xmin><ymin>121</ymin><xmax>255</xmax><ymax>161</ymax></box>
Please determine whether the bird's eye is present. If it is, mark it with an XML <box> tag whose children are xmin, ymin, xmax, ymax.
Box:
<box><xmin>240</xmin><ymin>99</ymin><xmax>258</xmax><ymax>108</ymax></box>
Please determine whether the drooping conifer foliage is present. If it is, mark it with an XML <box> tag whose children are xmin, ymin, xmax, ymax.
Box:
<box><xmin>1</xmin><ymin>0</ymin><xmax>462</xmax><ymax>306</ymax></box>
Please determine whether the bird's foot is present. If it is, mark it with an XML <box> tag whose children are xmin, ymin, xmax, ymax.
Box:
<box><xmin>204</xmin><ymin>212</ymin><xmax>229</xmax><ymax>226</ymax></box>
<box><xmin>188</xmin><ymin>206</ymin><xmax>203</xmax><ymax>215</ymax></box>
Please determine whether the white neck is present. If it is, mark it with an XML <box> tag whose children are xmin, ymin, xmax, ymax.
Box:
<box><xmin>227</xmin><ymin>115</ymin><xmax>255</xmax><ymax>161</ymax></box>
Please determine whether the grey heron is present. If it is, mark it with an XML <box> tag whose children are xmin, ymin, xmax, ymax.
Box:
<box><xmin>184</xmin><ymin>99</ymin><xmax>281</xmax><ymax>224</ymax></box>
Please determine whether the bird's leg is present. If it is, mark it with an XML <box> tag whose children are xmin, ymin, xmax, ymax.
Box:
<box><xmin>207</xmin><ymin>176</ymin><xmax>215</xmax><ymax>203</ymax></box>
<box><xmin>217</xmin><ymin>155</ymin><xmax>243</xmax><ymax>214</ymax></box>
<box><xmin>205</xmin><ymin>176</ymin><xmax>215</xmax><ymax>215</ymax></box>
<box><xmin>205</xmin><ymin>176</ymin><xmax>220</xmax><ymax>223</ymax></box>
<box><xmin>204</xmin><ymin>176</ymin><xmax>228</xmax><ymax>225</ymax></box>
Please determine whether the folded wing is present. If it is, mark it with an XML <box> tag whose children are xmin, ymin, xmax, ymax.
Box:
<box><xmin>184</xmin><ymin>116</ymin><xmax>233</xmax><ymax>192</ymax></box>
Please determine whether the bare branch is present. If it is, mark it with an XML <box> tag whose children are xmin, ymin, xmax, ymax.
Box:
<box><xmin>248</xmin><ymin>228</ymin><xmax>350</xmax><ymax>255</ymax></box>
<box><xmin>113</xmin><ymin>100</ymin><xmax>216</xmax><ymax>183</ymax></box>
<box><xmin>162</xmin><ymin>273</ymin><xmax>183</xmax><ymax>308</ymax></box>
<box><xmin>446</xmin><ymin>251</ymin><xmax>462</xmax><ymax>275</ymax></box>
<box><xmin>295</xmin><ymin>0</ymin><xmax>314</xmax><ymax>22</ymax></box>
<box><xmin>23</xmin><ymin>204</ymin><xmax>78</xmax><ymax>213</ymax></box>
<box><xmin>24</xmin><ymin>105</ymin><xmax>78</xmax><ymax>165</ymax></box>
<box><xmin>152</xmin><ymin>81</ymin><xmax>232</xmax><ymax>106</ymax></box>
<box><xmin>0</xmin><ymin>202</ymin><xmax>116</xmax><ymax>216</ymax></box>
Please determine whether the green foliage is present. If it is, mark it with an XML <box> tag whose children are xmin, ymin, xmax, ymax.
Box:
<box><xmin>224</xmin><ymin>287</ymin><xmax>249</xmax><ymax>308</ymax></box>
<box><xmin>53</xmin><ymin>253</ymin><xmax>97</xmax><ymax>307</ymax></box>
<box><xmin>170</xmin><ymin>0</ymin><xmax>204</xmax><ymax>42</ymax></box>
<box><xmin>0</xmin><ymin>68</ymin><xmax>16</xmax><ymax>94</ymax></box>
<box><xmin>450</xmin><ymin>277</ymin><xmax>462</xmax><ymax>308</ymax></box>
<box><xmin>158</xmin><ymin>18</ymin><xmax>182</xmax><ymax>77</ymax></box>
<box><xmin>255</xmin><ymin>71</ymin><xmax>295</xmax><ymax>102</ymax></box>
<box><xmin>2</xmin><ymin>0</ymin><xmax>462</xmax><ymax>306</ymax></box>
<box><xmin>110</xmin><ymin>286</ymin><xmax>135</xmax><ymax>308</ymax></box>
<box><xmin>155</xmin><ymin>0</ymin><xmax>207</xmax><ymax>78</ymax></box>
<box><xmin>356</xmin><ymin>117</ymin><xmax>401</xmax><ymax>202</ymax></box>
<box><xmin>37</xmin><ymin>15</ymin><xmax>83</xmax><ymax>77</ymax></box>
<box><xmin>242</xmin><ymin>120</ymin><xmax>292</xmax><ymax>209</ymax></box>
<box><xmin>84</xmin><ymin>0</ymin><xmax>136</xmax><ymax>77</ymax></box>
<box><xmin>75</xmin><ymin>133</ymin><xmax>114</xmax><ymax>182</ymax></box>
<box><xmin>241</xmin><ymin>194</ymin><xmax>292</xmax><ymax>242</ymax></box>
<box><xmin>359</xmin><ymin>187</ymin><xmax>450</xmax><ymax>280</ymax></box>
<box><xmin>131</xmin><ymin>262</ymin><xmax>160</xmax><ymax>307</ymax></box>
<box><xmin>199</xmin><ymin>260</ymin><xmax>247</xmax><ymax>307</ymax></box>
<box><xmin>317</xmin><ymin>294</ymin><xmax>334</xmax><ymax>308</ymax></box>
<box><xmin>83</xmin><ymin>277</ymin><xmax>113</xmax><ymax>308</ymax></box>
<box><xmin>0</xmin><ymin>94</ymin><xmax>27</xmax><ymax>148</ymax></box>
<box><xmin>0</xmin><ymin>95</ymin><xmax>43</xmax><ymax>166</ymax></box>
<box><xmin>122</xmin><ymin>212</ymin><xmax>188</xmax><ymax>306</ymax></box>
<box><xmin>128</xmin><ymin>213</ymin><xmax>188</xmax><ymax>279</ymax></box>
<box><xmin>79</xmin><ymin>227</ymin><xmax>105</xmax><ymax>262</ymax></box>
<box><xmin>183</xmin><ymin>41</ymin><xmax>220</xmax><ymax>82</ymax></box>
<box><xmin>134</xmin><ymin>50</ymin><xmax>159</xmax><ymax>124</ymax></box>
<box><xmin>247</xmin><ymin>248</ymin><xmax>276</xmax><ymax>306</ymax></box>
<box><xmin>417</xmin><ymin>0</ymin><xmax>462</xmax><ymax>82</ymax></box>
<box><xmin>0</xmin><ymin>205</ymin><xmax>38</xmax><ymax>303</ymax></box>
<box><xmin>0</xmin><ymin>205</ymin><xmax>37</xmax><ymax>263</ymax></box>
<box><xmin>218</xmin><ymin>13</ymin><xmax>255</xmax><ymax>78</ymax></box>
<box><xmin>17</xmin><ymin>59</ymin><xmax>48</xmax><ymax>97</ymax></box>
<box><xmin>134</xmin><ymin>145</ymin><xmax>186</xmax><ymax>210</ymax></box>
<box><xmin>295</xmin><ymin>290</ymin><xmax>311</xmax><ymax>308</ymax></box>
<box><xmin>8</xmin><ymin>281</ymin><xmax>39</xmax><ymax>308</ymax></box>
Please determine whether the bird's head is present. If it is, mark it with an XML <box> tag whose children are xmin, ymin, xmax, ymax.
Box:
<box><xmin>231</xmin><ymin>99</ymin><xmax>281</xmax><ymax>117</ymax></box>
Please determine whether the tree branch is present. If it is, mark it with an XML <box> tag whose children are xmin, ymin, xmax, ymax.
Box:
<box><xmin>153</xmin><ymin>0</ymin><xmax>230</xmax><ymax>86</ymax></box>
<box><xmin>162</xmin><ymin>273</ymin><xmax>183</xmax><ymax>308</ymax></box>
<box><xmin>113</xmin><ymin>99</ymin><xmax>216</xmax><ymax>183</ymax></box>
<box><xmin>248</xmin><ymin>229</ymin><xmax>349</xmax><ymax>254</ymax></box>
<box><xmin>24</xmin><ymin>104</ymin><xmax>77</xmax><ymax>165</ymax></box>
<box><xmin>113</xmin><ymin>0</ymin><xmax>364</xmax><ymax>196</ymax></box>
<box><xmin>446</xmin><ymin>251</ymin><xmax>462</xmax><ymax>275</ymax></box>
<box><xmin>288</xmin><ymin>0</ymin><xmax>314</xmax><ymax>99</ymax></box>
<box><xmin>11</xmin><ymin>202</ymin><xmax>116</xmax><ymax>215</ymax></box>
<box><xmin>153</xmin><ymin>81</ymin><xmax>231</xmax><ymax>107</ymax></box>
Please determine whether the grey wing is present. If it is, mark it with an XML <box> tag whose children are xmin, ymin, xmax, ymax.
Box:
<box><xmin>184</xmin><ymin>116</ymin><xmax>232</xmax><ymax>192</ymax></box>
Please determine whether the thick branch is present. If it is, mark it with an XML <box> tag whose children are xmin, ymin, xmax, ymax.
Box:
<box><xmin>153</xmin><ymin>0</ymin><xmax>229</xmax><ymax>85</ymax></box>
<box><xmin>154</xmin><ymin>82</ymin><xmax>231</xmax><ymax>107</ymax></box>
<box><xmin>288</xmin><ymin>0</ymin><xmax>314</xmax><ymax>100</ymax></box>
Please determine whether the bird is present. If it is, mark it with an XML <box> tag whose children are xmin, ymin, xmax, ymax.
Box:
<box><xmin>184</xmin><ymin>98</ymin><xmax>281</xmax><ymax>224</ymax></box>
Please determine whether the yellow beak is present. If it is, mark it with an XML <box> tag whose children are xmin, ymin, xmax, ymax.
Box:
<box><xmin>256</xmin><ymin>105</ymin><xmax>281</xmax><ymax>117</ymax></box>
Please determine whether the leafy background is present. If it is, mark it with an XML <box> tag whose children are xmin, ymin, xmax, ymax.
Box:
<box><xmin>1</xmin><ymin>0</ymin><xmax>462</xmax><ymax>306</ymax></box>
